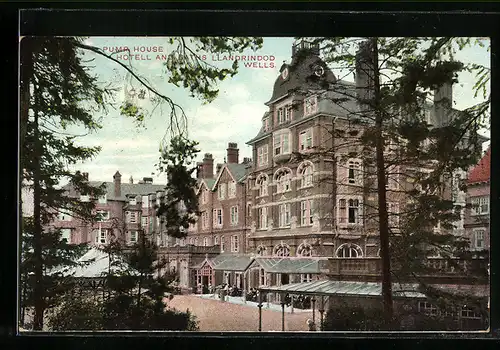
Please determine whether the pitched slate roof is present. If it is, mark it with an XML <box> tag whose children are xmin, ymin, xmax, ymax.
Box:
<box><xmin>63</xmin><ymin>181</ymin><xmax>165</xmax><ymax>201</ymax></box>
<box><xmin>212</xmin><ymin>254</ymin><xmax>254</xmax><ymax>271</ymax></box>
<box><xmin>226</xmin><ymin>163</ymin><xmax>248</xmax><ymax>183</ymax></box>
<box><xmin>468</xmin><ymin>147</ymin><xmax>491</xmax><ymax>184</ymax></box>
<box><xmin>253</xmin><ymin>257</ymin><xmax>321</xmax><ymax>274</ymax></box>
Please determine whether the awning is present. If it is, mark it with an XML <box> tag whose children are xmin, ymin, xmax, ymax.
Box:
<box><xmin>258</xmin><ymin>280</ymin><xmax>489</xmax><ymax>299</ymax></box>
<box><xmin>251</xmin><ymin>257</ymin><xmax>321</xmax><ymax>274</ymax></box>
<box><xmin>212</xmin><ymin>254</ymin><xmax>254</xmax><ymax>272</ymax></box>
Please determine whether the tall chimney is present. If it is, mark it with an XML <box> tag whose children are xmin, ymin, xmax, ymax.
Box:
<box><xmin>434</xmin><ymin>82</ymin><xmax>453</xmax><ymax>126</ymax></box>
<box><xmin>202</xmin><ymin>153</ymin><xmax>214</xmax><ymax>179</ymax></box>
<box><xmin>227</xmin><ymin>142</ymin><xmax>239</xmax><ymax>164</ymax></box>
<box><xmin>355</xmin><ymin>40</ymin><xmax>374</xmax><ymax>108</ymax></box>
<box><xmin>113</xmin><ymin>171</ymin><xmax>122</xmax><ymax>197</ymax></box>
<box><xmin>129</xmin><ymin>175</ymin><xmax>134</xmax><ymax>184</ymax></box>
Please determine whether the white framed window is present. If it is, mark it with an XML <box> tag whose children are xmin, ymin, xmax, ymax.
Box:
<box><xmin>96</xmin><ymin>210</ymin><xmax>110</xmax><ymax>222</ymax></box>
<box><xmin>263</xmin><ymin>117</ymin><xmax>270</xmax><ymax>132</ymax></box>
<box><xmin>461</xmin><ymin>306</ymin><xmax>482</xmax><ymax>320</ymax></box>
<box><xmin>273</xmin><ymin>243</ymin><xmax>290</xmax><ymax>257</ymax></box>
<box><xmin>194</xmin><ymin>237</ymin><xmax>199</xmax><ymax>246</ymax></box>
<box><xmin>348</xmin><ymin>199</ymin><xmax>360</xmax><ymax>224</ymax></box>
<box><xmin>257</xmin><ymin>245</ymin><xmax>267</xmax><ymax>256</ymax></box>
<box><xmin>299</xmin><ymin>128</ymin><xmax>313</xmax><ymax>151</ymax></box>
<box><xmin>58</xmin><ymin>210</ymin><xmax>72</xmax><ymax>222</ymax></box>
<box><xmin>297</xmin><ymin>243</ymin><xmax>313</xmax><ymax>257</ymax></box>
<box><xmin>347</xmin><ymin>159</ymin><xmax>362</xmax><ymax>185</ymax></box>
<box><xmin>98</xmin><ymin>194</ymin><xmax>107</xmax><ymax>204</ymax></box>
<box><xmin>203</xmin><ymin>237</ymin><xmax>209</xmax><ymax>247</ymax></box>
<box><xmin>217</xmin><ymin>183</ymin><xmax>227</xmax><ymax>200</ymax></box>
<box><xmin>301</xmin><ymin>274</ymin><xmax>312</xmax><ymax>283</ymax></box>
<box><xmin>298</xmin><ymin>162</ymin><xmax>314</xmax><ymax>188</ymax></box>
<box><xmin>273</xmin><ymin>132</ymin><xmax>291</xmax><ymax>156</ymax></box>
<box><xmin>214</xmin><ymin>236</ymin><xmax>219</xmax><ymax>246</ymax></box>
<box><xmin>60</xmin><ymin>228</ymin><xmax>71</xmax><ymax>243</ymax></box>
<box><xmin>228</xmin><ymin>181</ymin><xmax>236</xmax><ymax>198</ymax></box>
<box><xmin>95</xmin><ymin>229</ymin><xmax>108</xmax><ymax>245</ymax></box>
<box><xmin>142</xmin><ymin>195</ymin><xmax>149</xmax><ymax>208</ymax></box>
<box><xmin>231</xmin><ymin>235</ymin><xmax>239</xmax><ymax>252</ymax></box>
<box><xmin>471</xmin><ymin>196</ymin><xmax>489</xmax><ymax>215</ymax></box>
<box><xmin>125</xmin><ymin>211</ymin><xmax>138</xmax><ymax>224</ymax></box>
<box><xmin>337</xmin><ymin>197</ymin><xmax>363</xmax><ymax>225</ymax></box>
<box><xmin>256</xmin><ymin>174</ymin><xmax>269</xmax><ymax>196</ymax></box>
<box><xmin>129</xmin><ymin>197</ymin><xmax>137</xmax><ymax>205</ymax></box>
<box><xmin>275</xmin><ymin>169</ymin><xmax>292</xmax><ymax>193</ymax></box>
<box><xmin>279</xmin><ymin>203</ymin><xmax>291</xmax><ymax>227</ymax></box>
<box><xmin>141</xmin><ymin>216</ymin><xmax>148</xmax><ymax>228</ymax></box>
<box><xmin>259</xmin><ymin>207</ymin><xmax>268</xmax><ymax>229</ymax></box>
<box><xmin>221</xmin><ymin>235</ymin><xmax>225</xmax><ymax>252</ymax></box>
<box><xmin>80</xmin><ymin>195</ymin><xmax>89</xmax><ymax>202</ymax></box>
<box><xmin>230</xmin><ymin>206</ymin><xmax>239</xmax><ymax>225</ymax></box>
<box><xmin>277</xmin><ymin>108</ymin><xmax>284</xmax><ymax>124</ymax></box>
<box><xmin>201</xmin><ymin>212</ymin><xmax>209</xmax><ymax>229</ymax></box>
<box><xmin>247</xmin><ymin>203</ymin><xmax>252</xmax><ymax>217</ymax></box>
<box><xmin>388</xmin><ymin>202</ymin><xmax>400</xmax><ymax>228</ymax></box>
<box><xmin>336</xmin><ymin>243</ymin><xmax>363</xmax><ymax>258</ymax></box>
<box><xmin>304</xmin><ymin>95</ymin><xmax>318</xmax><ymax>116</ymax></box>
<box><xmin>300</xmin><ymin>200</ymin><xmax>314</xmax><ymax>226</ymax></box>
<box><xmin>418</xmin><ymin>302</ymin><xmax>438</xmax><ymax>317</ymax></box>
<box><xmin>213</xmin><ymin>208</ymin><xmax>223</xmax><ymax>227</ymax></box>
<box><xmin>257</xmin><ymin>145</ymin><xmax>269</xmax><ymax>167</ymax></box>
<box><xmin>128</xmin><ymin>230</ymin><xmax>138</xmax><ymax>244</ymax></box>
<box><xmin>473</xmin><ymin>229</ymin><xmax>486</xmax><ymax>249</ymax></box>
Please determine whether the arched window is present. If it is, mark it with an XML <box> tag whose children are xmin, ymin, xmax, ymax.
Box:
<box><xmin>257</xmin><ymin>245</ymin><xmax>267</xmax><ymax>256</ymax></box>
<box><xmin>336</xmin><ymin>243</ymin><xmax>363</xmax><ymax>258</ymax></box>
<box><xmin>297</xmin><ymin>243</ymin><xmax>313</xmax><ymax>257</ymax></box>
<box><xmin>203</xmin><ymin>237</ymin><xmax>209</xmax><ymax>247</ymax></box>
<box><xmin>275</xmin><ymin>168</ymin><xmax>292</xmax><ymax>194</ymax></box>
<box><xmin>189</xmin><ymin>237</ymin><xmax>194</xmax><ymax>245</ymax></box>
<box><xmin>180</xmin><ymin>238</ymin><xmax>186</xmax><ymax>246</ymax></box>
<box><xmin>214</xmin><ymin>236</ymin><xmax>219</xmax><ymax>246</ymax></box>
<box><xmin>256</xmin><ymin>174</ymin><xmax>268</xmax><ymax>197</ymax></box>
<box><xmin>297</xmin><ymin>161</ymin><xmax>314</xmax><ymax>188</ymax></box>
<box><xmin>273</xmin><ymin>243</ymin><xmax>291</xmax><ymax>257</ymax></box>
<box><xmin>194</xmin><ymin>237</ymin><xmax>199</xmax><ymax>246</ymax></box>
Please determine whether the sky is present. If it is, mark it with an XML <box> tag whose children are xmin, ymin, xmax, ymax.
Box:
<box><xmin>63</xmin><ymin>37</ymin><xmax>490</xmax><ymax>184</ymax></box>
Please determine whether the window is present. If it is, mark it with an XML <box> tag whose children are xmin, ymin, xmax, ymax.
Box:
<box><xmin>256</xmin><ymin>174</ymin><xmax>269</xmax><ymax>196</ymax></box>
<box><xmin>58</xmin><ymin>210</ymin><xmax>72</xmax><ymax>222</ymax></box>
<box><xmin>98</xmin><ymin>195</ymin><xmax>107</xmax><ymax>204</ymax></box>
<box><xmin>299</xmin><ymin>129</ymin><xmax>313</xmax><ymax>151</ymax></box>
<box><xmin>80</xmin><ymin>195</ymin><xmax>89</xmax><ymax>202</ymax></box>
<box><xmin>259</xmin><ymin>268</ymin><xmax>266</xmax><ymax>286</ymax></box>
<box><xmin>297</xmin><ymin>243</ymin><xmax>313</xmax><ymax>257</ymax></box>
<box><xmin>129</xmin><ymin>197</ymin><xmax>137</xmax><ymax>205</ymax></box>
<box><xmin>263</xmin><ymin>117</ymin><xmax>270</xmax><ymax>132</ymax></box>
<box><xmin>275</xmin><ymin>169</ymin><xmax>292</xmax><ymax>193</ymax></box>
<box><xmin>347</xmin><ymin>159</ymin><xmax>362</xmax><ymax>185</ymax></box>
<box><xmin>129</xmin><ymin>230</ymin><xmax>138</xmax><ymax>244</ymax></box>
<box><xmin>247</xmin><ymin>204</ymin><xmax>252</xmax><ymax>217</ymax></box>
<box><xmin>348</xmin><ymin>199</ymin><xmax>360</xmax><ymax>224</ymax></box>
<box><xmin>201</xmin><ymin>212</ymin><xmax>209</xmax><ymax>229</ymax></box>
<box><xmin>141</xmin><ymin>216</ymin><xmax>148</xmax><ymax>228</ymax></box>
<box><xmin>142</xmin><ymin>195</ymin><xmax>149</xmax><ymax>208</ymax></box>
<box><xmin>336</xmin><ymin>243</ymin><xmax>363</xmax><ymax>258</ymax></box>
<box><xmin>180</xmin><ymin>238</ymin><xmax>186</xmax><ymax>246</ymax></box>
<box><xmin>213</xmin><ymin>209</ymin><xmax>223</xmax><ymax>227</ymax></box>
<box><xmin>228</xmin><ymin>181</ymin><xmax>236</xmax><ymax>198</ymax></box>
<box><xmin>338</xmin><ymin>199</ymin><xmax>347</xmax><ymax>224</ymax></box>
<box><xmin>257</xmin><ymin>145</ymin><xmax>269</xmax><ymax>167</ymax></box>
<box><xmin>418</xmin><ymin>302</ymin><xmax>438</xmax><ymax>317</ymax></box>
<box><xmin>301</xmin><ymin>274</ymin><xmax>312</xmax><ymax>283</ymax></box>
<box><xmin>300</xmin><ymin>200</ymin><xmax>314</xmax><ymax>226</ymax></box>
<box><xmin>273</xmin><ymin>132</ymin><xmax>291</xmax><ymax>156</ymax></box>
<box><xmin>125</xmin><ymin>211</ymin><xmax>138</xmax><ymax>223</ymax></box>
<box><xmin>60</xmin><ymin>229</ymin><xmax>71</xmax><ymax>243</ymax></box>
<box><xmin>298</xmin><ymin>162</ymin><xmax>314</xmax><ymax>188</ymax></box>
<box><xmin>388</xmin><ymin>202</ymin><xmax>400</xmax><ymax>228</ymax></box>
<box><xmin>230</xmin><ymin>206</ymin><xmax>239</xmax><ymax>225</ymax></box>
<box><xmin>96</xmin><ymin>210</ymin><xmax>110</xmax><ymax>222</ymax></box>
<box><xmin>259</xmin><ymin>207</ymin><xmax>268</xmax><ymax>229</ymax></box>
<box><xmin>194</xmin><ymin>238</ymin><xmax>199</xmax><ymax>246</ymax></box>
<box><xmin>189</xmin><ymin>237</ymin><xmax>194</xmax><ymax>245</ymax></box>
<box><xmin>231</xmin><ymin>235</ymin><xmax>239</xmax><ymax>252</ymax></box>
<box><xmin>277</xmin><ymin>105</ymin><xmax>291</xmax><ymax>125</ymax></box>
<box><xmin>451</xmin><ymin>174</ymin><xmax>462</xmax><ymax>202</ymax></box>
<box><xmin>471</xmin><ymin>196</ymin><xmax>489</xmax><ymax>215</ymax></box>
<box><xmin>257</xmin><ymin>245</ymin><xmax>267</xmax><ymax>256</ymax></box>
<box><xmin>279</xmin><ymin>203</ymin><xmax>291</xmax><ymax>227</ymax></box>
<box><xmin>218</xmin><ymin>183</ymin><xmax>227</xmax><ymax>200</ymax></box>
<box><xmin>304</xmin><ymin>96</ymin><xmax>318</xmax><ymax>116</ymax></box>
<box><xmin>474</xmin><ymin>229</ymin><xmax>485</xmax><ymax>249</ymax></box>
<box><xmin>221</xmin><ymin>236</ymin><xmax>225</xmax><ymax>252</ymax></box>
<box><xmin>273</xmin><ymin>243</ymin><xmax>290</xmax><ymax>257</ymax></box>
<box><xmin>284</xmin><ymin>106</ymin><xmax>292</xmax><ymax>121</ymax></box>
<box><xmin>214</xmin><ymin>236</ymin><xmax>219</xmax><ymax>246</ymax></box>
<box><xmin>95</xmin><ymin>229</ymin><xmax>108</xmax><ymax>245</ymax></box>
<box><xmin>461</xmin><ymin>306</ymin><xmax>482</xmax><ymax>319</ymax></box>
<box><xmin>203</xmin><ymin>237</ymin><xmax>209</xmax><ymax>247</ymax></box>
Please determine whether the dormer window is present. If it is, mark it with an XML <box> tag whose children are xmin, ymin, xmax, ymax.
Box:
<box><xmin>277</xmin><ymin>105</ymin><xmax>292</xmax><ymax>125</ymax></box>
<box><xmin>304</xmin><ymin>96</ymin><xmax>318</xmax><ymax>116</ymax></box>
<box><xmin>263</xmin><ymin>117</ymin><xmax>270</xmax><ymax>132</ymax></box>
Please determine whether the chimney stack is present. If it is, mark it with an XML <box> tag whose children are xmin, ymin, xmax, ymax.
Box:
<box><xmin>227</xmin><ymin>142</ymin><xmax>239</xmax><ymax>164</ymax></box>
<box><xmin>434</xmin><ymin>82</ymin><xmax>453</xmax><ymax>126</ymax></box>
<box><xmin>216</xmin><ymin>163</ymin><xmax>223</xmax><ymax>175</ymax></box>
<box><xmin>129</xmin><ymin>175</ymin><xmax>134</xmax><ymax>184</ymax></box>
<box><xmin>113</xmin><ymin>171</ymin><xmax>122</xmax><ymax>197</ymax></box>
<box><xmin>242</xmin><ymin>157</ymin><xmax>252</xmax><ymax>164</ymax></box>
<box><xmin>202</xmin><ymin>153</ymin><xmax>214</xmax><ymax>179</ymax></box>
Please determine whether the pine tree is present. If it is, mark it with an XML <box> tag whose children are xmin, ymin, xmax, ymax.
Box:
<box><xmin>292</xmin><ymin>37</ymin><xmax>490</xmax><ymax>323</ymax></box>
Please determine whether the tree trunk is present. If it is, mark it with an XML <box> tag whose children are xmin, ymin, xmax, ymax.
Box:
<box><xmin>371</xmin><ymin>37</ymin><xmax>393</xmax><ymax>321</ymax></box>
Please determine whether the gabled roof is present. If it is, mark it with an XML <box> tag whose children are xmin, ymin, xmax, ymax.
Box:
<box><xmin>63</xmin><ymin>181</ymin><xmax>165</xmax><ymax>201</ymax></box>
<box><xmin>468</xmin><ymin>147</ymin><xmax>491</xmax><ymax>184</ymax></box>
<box><xmin>197</xmin><ymin>178</ymin><xmax>216</xmax><ymax>194</ymax></box>
<box><xmin>212</xmin><ymin>163</ymin><xmax>248</xmax><ymax>189</ymax></box>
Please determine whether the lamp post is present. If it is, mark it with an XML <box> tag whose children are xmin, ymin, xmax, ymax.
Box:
<box><xmin>258</xmin><ymin>290</ymin><xmax>263</xmax><ymax>332</ymax></box>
